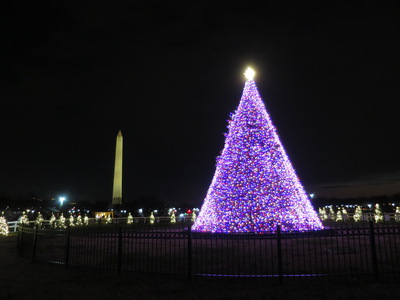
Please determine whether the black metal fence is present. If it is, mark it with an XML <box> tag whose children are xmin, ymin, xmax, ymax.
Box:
<box><xmin>17</xmin><ymin>221</ymin><xmax>400</xmax><ymax>282</ymax></box>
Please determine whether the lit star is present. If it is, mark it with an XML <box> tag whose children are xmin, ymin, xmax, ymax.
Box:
<box><xmin>244</xmin><ymin>67</ymin><xmax>255</xmax><ymax>80</ymax></box>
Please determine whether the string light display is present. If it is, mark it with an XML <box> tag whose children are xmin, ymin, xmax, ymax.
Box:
<box><xmin>353</xmin><ymin>206</ymin><xmax>362</xmax><ymax>222</ymax></box>
<box><xmin>49</xmin><ymin>213</ymin><xmax>56</xmax><ymax>228</ymax></box>
<box><xmin>374</xmin><ymin>204</ymin><xmax>383</xmax><ymax>223</ymax></box>
<box><xmin>35</xmin><ymin>213</ymin><xmax>44</xmax><ymax>228</ymax></box>
<box><xmin>192</xmin><ymin>68</ymin><xmax>323</xmax><ymax>233</ymax></box>
<box><xmin>127</xmin><ymin>212</ymin><xmax>133</xmax><ymax>224</ymax></box>
<box><xmin>0</xmin><ymin>216</ymin><xmax>9</xmax><ymax>236</ymax></box>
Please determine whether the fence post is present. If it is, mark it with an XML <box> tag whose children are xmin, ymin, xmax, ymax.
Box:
<box><xmin>277</xmin><ymin>224</ymin><xmax>283</xmax><ymax>285</ymax></box>
<box><xmin>31</xmin><ymin>224</ymin><xmax>38</xmax><ymax>263</ymax></box>
<box><xmin>117</xmin><ymin>226</ymin><xmax>122</xmax><ymax>274</ymax></box>
<box><xmin>65</xmin><ymin>225</ymin><xmax>71</xmax><ymax>268</ymax></box>
<box><xmin>369</xmin><ymin>220</ymin><xmax>379</xmax><ymax>280</ymax></box>
<box><xmin>187</xmin><ymin>225</ymin><xmax>192</xmax><ymax>281</ymax></box>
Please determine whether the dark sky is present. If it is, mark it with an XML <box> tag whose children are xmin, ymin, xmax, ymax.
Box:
<box><xmin>2</xmin><ymin>1</ymin><xmax>400</xmax><ymax>206</ymax></box>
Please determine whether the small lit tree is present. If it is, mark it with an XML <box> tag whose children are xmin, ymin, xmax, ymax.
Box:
<box><xmin>374</xmin><ymin>204</ymin><xmax>383</xmax><ymax>223</ymax></box>
<box><xmin>127</xmin><ymin>212</ymin><xmax>133</xmax><ymax>224</ymax></box>
<box><xmin>353</xmin><ymin>206</ymin><xmax>362</xmax><ymax>222</ymax></box>
<box><xmin>319</xmin><ymin>207</ymin><xmax>328</xmax><ymax>221</ymax></box>
<box><xmin>342</xmin><ymin>207</ymin><xmax>348</xmax><ymax>221</ymax></box>
<box><xmin>329</xmin><ymin>206</ymin><xmax>336</xmax><ymax>220</ymax></box>
<box><xmin>75</xmin><ymin>215</ymin><xmax>82</xmax><ymax>226</ymax></box>
<box><xmin>19</xmin><ymin>213</ymin><xmax>29</xmax><ymax>226</ymax></box>
<box><xmin>35</xmin><ymin>213</ymin><xmax>44</xmax><ymax>228</ymax></box>
<box><xmin>106</xmin><ymin>214</ymin><xmax>112</xmax><ymax>224</ymax></box>
<box><xmin>83</xmin><ymin>215</ymin><xmax>89</xmax><ymax>225</ymax></box>
<box><xmin>335</xmin><ymin>208</ymin><xmax>343</xmax><ymax>222</ymax></box>
<box><xmin>0</xmin><ymin>216</ymin><xmax>9</xmax><ymax>236</ymax></box>
<box><xmin>149</xmin><ymin>212</ymin><xmax>155</xmax><ymax>224</ymax></box>
<box><xmin>170</xmin><ymin>212</ymin><xmax>176</xmax><ymax>223</ymax></box>
<box><xmin>69</xmin><ymin>215</ymin><xmax>75</xmax><ymax>226</ymax></box>
<box><xmin>49</xmin><ymin>213</ymin><xmax>56</xmax><ymax>228</ymax></box>
<box><xmin>395</xmin><ymin>207</ymin><xmax>400</xmax><ymax>222</ymax></box>
<box><xmin>191</xmin><ymin>211</ymin><xmax>197</xmax><ymax>222</ymax></box>
<box><xmin>56</xmin><ymin>213</ymin><xmax>66</xmax><ymax>229</ymax></box>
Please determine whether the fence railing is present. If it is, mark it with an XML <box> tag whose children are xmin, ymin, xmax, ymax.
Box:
<box><xmin>17</xmin><ymin>221</ymin><xmax>400</xmax><ymax>282</ymax></box>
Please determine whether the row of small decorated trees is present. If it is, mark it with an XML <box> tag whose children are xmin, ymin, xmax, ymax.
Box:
<box><xmin>318</xmin><ymin>204</ymin><xmax>399</xmax><ymax>222</ymax></box>
<box><xmin>9</xmin><ymin>210</ymin><xmax>198</xmax><ymax>231</ymax></box>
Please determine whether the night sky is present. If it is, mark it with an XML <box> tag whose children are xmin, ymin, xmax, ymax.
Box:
<box><xmin>2</xmin><ymin>1</ymin><xmax>400</xmax><ymax>206</ymax></box>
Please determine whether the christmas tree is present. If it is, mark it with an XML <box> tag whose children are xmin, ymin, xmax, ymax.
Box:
<box><xmin>35</xmin><ymin>213</ymin><xmax>44</xmax><ymax>228</ymax></box>
<box><xmin>49</xmin><ymin>213</ymin><xmax>56</xmax><ymax>228</ymax></box>
<box><xmin>149</xmin><ymin>212</ymin><xmax>155</xmax><ymax>224</ymax></box>
<box><xmin>353</xmin><ymin>206</ymin><xmax>362</xmax><ymax>222</ymax></box>
<box><xmin>170</xmin><ymin>213</ymin><xmax>176</xmax><ymax>223</ymax></box>
<box><xmin>56</xmin><ymin>213</ymin><xmax>66</xmax><ymax>229</ymax></box>
<box><xmin>76</xmin><ymin>215</ymin><xmax>83</xmax><ymax>226</ymax></box>
<box><xmin>335</xmin><ymin>208</ymin><xmax>343</xmax><ymax>222</ymax></box>
<box><xmin>19</xmin><ymin>212</ymin><xmax>29</xmax><ymax>226</ymax></box>
<box><xmin>192</xmin><ymin>68</ymin><xmax>323</xmax><ymax>233</ymax></box>
<box><xmin>374</xmin><ymin>204</ymin><xmax>383</xmax><ymax>223</ymax></box>
<box><xmin>0</xmin><ymin>216</ymin><xmax>9</xmax><ymax>236</ymax></box>
<box><xmin>127</xmin><ymin>212</ymin><xmax>133</xmax><ymax>224</ymax></box>
<box><xmin>69</xmin><ymin>215</ymin><xmax>75</xmax><ymax>226</ymax></box>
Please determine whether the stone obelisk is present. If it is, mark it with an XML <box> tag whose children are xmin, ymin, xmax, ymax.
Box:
<box><xmin>112</xmin><ymin>130</ymin><xmax>123</xmax><ymax>206</ymax></box>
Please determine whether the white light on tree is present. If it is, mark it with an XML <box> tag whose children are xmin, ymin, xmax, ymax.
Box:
<box><xmin>150</xmin><ymin>212</ymin><xmax>155</xmax><ymax>224</ymax></box>
<box><xmin>127</xmin><ymin>212</ymin><xmax>133</xmax><ymax>224</ymax></box>
<box><xmin>170</xmin><ymin>213</ymin><xmax>176</xmax><ymax>223</ymax></box>
<box><xmin>0</xmin><ymin>216</ymin><xmax>9</xmax><ymax>236</ymax></box>
<box><xmin>244</xmin><ymin>67</ymin><xmax>255</xmax><ymax>80</ymax></box>
<box><xmin>35</xmin><ymin>213</ymin><xmax>44</xmax><ymax>228</ymax></box>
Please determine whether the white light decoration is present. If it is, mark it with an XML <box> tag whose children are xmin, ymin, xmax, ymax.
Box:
<box><xmin>150</xmin><ymin>212</ymin><xmax>155</xmax><ymax>224</ymax></box>
<box><xmin>170</xmin><ymin>213</ymin><xmax>176</xmax><ymax>223</ymax></box>
<box><xmin>0</xmin><ymin>216</ymin><xmax>9</xmax><ymax>236</ymax></box>
<box><xmin>127</xmin><ymin>212</ymin><xmax>133</xmax><ymax>224</ymax></box>
<box><xmin>353</xmin><ymin>206</ymin><xmax>362</xmax><ymax>222</ymax></box>
<box><xmin>374</xmin><ymin>204</ymin><xmax>383</xmax><ymax>223</ymax></box>
<box><xmin>83</xmin><ymin>215</ymin><xmax>89</xmax><ymax>226</ymax></box>
<box><xmin>244</xmin><ymin>67</ymin><xmax>256</xmax><ymax>80</ymax></box>
<box><xmin>49</xmin><ymin>213</ymin><xmax>56</xmax><ymax>228</ymax></box>
<box><xmin>35</xmin><ymin>213</ymin><xmax>44</xmax><ymax>228</ymax></box>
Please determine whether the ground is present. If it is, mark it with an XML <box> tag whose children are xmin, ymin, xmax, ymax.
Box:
<box><xmin>1</xmin><ymin>234</ymin><xmax>400</xmax><ymax>299</ymax></box>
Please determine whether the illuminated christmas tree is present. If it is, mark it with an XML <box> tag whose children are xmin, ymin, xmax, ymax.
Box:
<box><xmin>69</xmin><ymin>215</ymin><xmax>75</xmax><ymax>226</ymax></box>
<box><xmin>83</xmin><ymin>215</ymin><xmax>89</xmax><ymax>226</ymax></box>
<box><xmin>76</xmin><ymin>215</ymin><xmax>83</xmax><ymax>226</ymax></box>
<box><xmin>19</xmin><ymin>212</ymin><xmax>29</xmax><ymax>226</ymax></box>
<box><xmin>35</xmin><ymin>213</ymin><xmax>44</xmax><ymax>228</ymax></box>
<box><xmin>49</xmin><ymin>213</ymin><xmax>56</xmax><ymax>228</ymax></box>
<box><xmin>170</xmin><ymin>213</ymin><xmax>176</xmax><ymax>223</ymax></box>
<box><xmin>395</xmin><ymin>207</ymin><xmax>400</xmax><ymax>222</ymax></box>
<box><xmin>191</xmin><ymin>211</ymin><xmax>197</xmax><ymax>222</ymax></box>
<box><xmin>149</xmin><ymin>212</ymin><xmax>155</xmax><ymax>224</ymax></box>
<box><xmin>318</xmin><ymin>207</ymin><xmax>328</xmax><ymax>221</ymax></box>
<box><xmin>127</xmin><ymin>212</ymin><xmax>133</xmax><ymax>224</ymax></box>
<box><xmin>335</xmin><ymin>208</ymin><xmax>343</xmax><ymax>222</ymax></box>
<box><xmin>106</xmin><ymin>215</ymin><xmax>112</xmax><ymax>224</ymax></box>
<box><xmin>374</xmin><ymin>204</ymin><xmax>383</xmax><ymax>223</ymax></box>
<box><xmin>192</xmin><ymin>68</ymin><xmax>323</xmax><ymax>233</ymax></box>
<box><xmin>353</xmin><ymin>206</ymin><xmax>362</xmax><ymax>222</ymax></box>
<box><xmin>56</xmin><ymin>213</ymin><xmax>66</xmax><ymax>229</ymax></box>
<box><xmin>0</xmin><ymin>216</ymin><xmax>9</xmax><ymax>236</ymax></box>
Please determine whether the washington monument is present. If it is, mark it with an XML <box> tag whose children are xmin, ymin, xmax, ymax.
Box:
<box><xmin>112</xmin><ymin>130</ymin><xmax>123</xmax><ymax>206</ymax></box>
